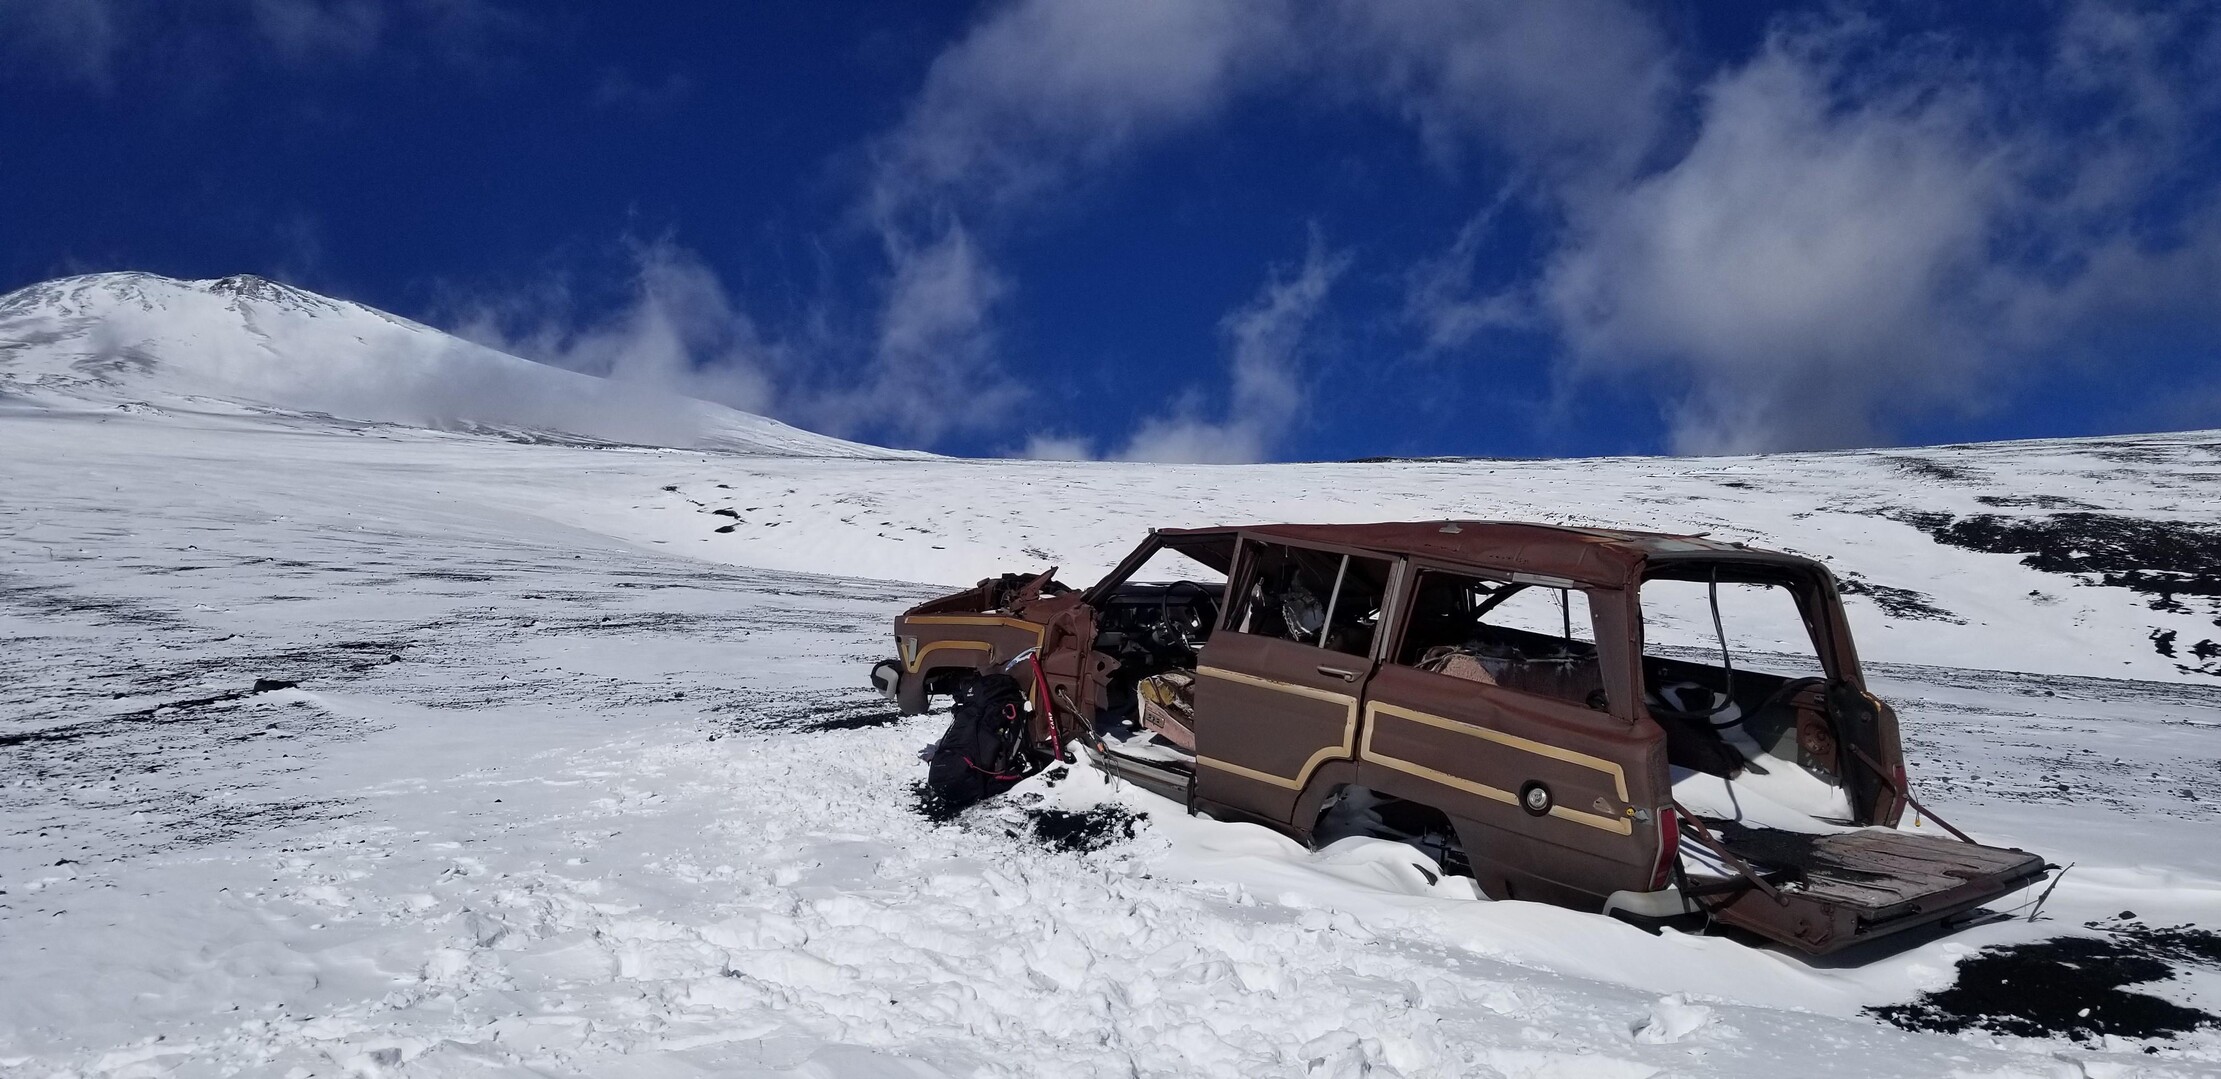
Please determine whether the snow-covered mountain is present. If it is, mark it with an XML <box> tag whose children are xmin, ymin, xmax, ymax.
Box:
<box><xmin>0</xmin><ymin>271</ymin><xmax>910</xmax><ymax>458</ymax></box>
<box><xmin>4</xmin><ymin>274</ymin><xmax>2221</xmax><ymax>1075</ymax></box>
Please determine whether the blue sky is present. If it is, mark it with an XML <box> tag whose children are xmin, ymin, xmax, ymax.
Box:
<box><xmin>5</xmin><ymin>1</ymin><xmax>2220</xmax><ymax>460</ymax></box>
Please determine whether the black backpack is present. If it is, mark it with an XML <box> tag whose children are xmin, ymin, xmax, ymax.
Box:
<box><xmin>923</xmin><ymin>672</ymin><xmax>1034</xmax><ymax>816</ymax></box>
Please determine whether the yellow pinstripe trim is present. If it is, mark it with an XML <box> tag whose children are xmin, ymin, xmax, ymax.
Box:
<box><xmin>904</xmin><ymin>640</ymin><xmax>993</xmax><ymax>673</ymax></box>
<box><xmin>898</xmin><ymin>616</ymin><xmax>1046</xmax><ymax>673</ymax></box>
<box><xmin>905</xmin><ymin>615</ymin><xmax>1047</xmax><ymax>632</ymax></box>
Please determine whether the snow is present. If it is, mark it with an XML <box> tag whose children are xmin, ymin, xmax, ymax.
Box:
<box><xmin>3</xmin><ymin>274</ymin><xmax>2221</xmax><ymax>1076</ymax></box>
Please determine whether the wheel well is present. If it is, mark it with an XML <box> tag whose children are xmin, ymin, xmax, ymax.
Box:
<box><xmin>921</xmin><ymin>667</ymin><xmax>974</xmax><ymax>697</ymax></box>
<box><xmin>1310</xmin><ymin>785</ymin><xmax>1472</xmax><ymax>878</ymax></box>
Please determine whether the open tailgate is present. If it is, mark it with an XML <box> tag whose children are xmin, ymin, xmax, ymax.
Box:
<box><xmin>1689</xmin><ymin>821</ymin><xmax>2050</xmax><ymax>955</ymax></box>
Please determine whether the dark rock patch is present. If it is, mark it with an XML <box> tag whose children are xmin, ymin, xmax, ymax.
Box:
<box><xmin>1024</xmin><ymin>806</ymin><xmax>1146</xmax><ymax>852</ymax></box>
<box><xmin>1838</xmin><ymin>575</ymin><xmax>1962</xmax><ymax>623</ymax></box>
<box><xmin>1891</xmin><ymin>511</ymin><xmax>2221</xmax><ymax>673</ymax></box>
<box><xmin>1</xmin><ymin>678</ymin><xmax>304</xmax><ymax>747</ymax></box>
<box><xmin>800</xmin><ymin>709</ymin><xmax>902</xmax><ymax>732</ymax></box>
<box><xmin>1976</xmin><ymin>494</ymin><xmax>2098</xmax><ymax>511</ymax></box>
<box><xmin>1870</xmin><ymin>916</ymin><xmax>2221</xmax><ymax>1043</ymax></box>
<box><xmin>1896</xmin><ymin>512</ymin><xmax>2221</xmax><ymax>599</ymax></box>
<box><xmin>1888</xmin><ymin>457</ymin><xmax>1984</xmax><ymax>484</ymax></box>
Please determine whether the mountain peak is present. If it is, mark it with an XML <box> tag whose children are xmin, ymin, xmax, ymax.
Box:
<box><xmin>197</xmin><ymin>273</ymin><xmax>343</xmax><ymax>315</ymax></box>
<box><xmin>0</xmin><ymin>269</ymin><xmax>917</xmax><ymax>459</ymax></box>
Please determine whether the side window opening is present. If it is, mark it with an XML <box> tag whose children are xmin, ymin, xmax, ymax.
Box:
<box><xmin>1087</xmin><ymin>541</ymin><xmax>1231</xmax><ymax>749</ymax></box>
<box><xmin>1227</xmin><ymin>541</ymin><xmax>1392</xmax><ymax>658</ymax></box>
<box><xmin>1394</xmin><ymin>569</ymin><xmax>1603</xmax><ymax>708</ymax></box>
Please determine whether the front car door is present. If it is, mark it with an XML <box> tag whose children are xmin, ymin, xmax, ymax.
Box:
<box><xmin>1191</xmin><ymin>537</ymin><xmax>1399</xmax><ymax>825</ymax></box>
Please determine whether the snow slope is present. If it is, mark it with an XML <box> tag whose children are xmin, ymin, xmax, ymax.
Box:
<box><xmin>0</xmin><ymin>272</ymin><xmax>913</xmax><ymax>458</ymax></box>
<box><xmin>4</xmin><ymin>278</ymin><xmax>2221</xmax><ymax>1075</ymax></box>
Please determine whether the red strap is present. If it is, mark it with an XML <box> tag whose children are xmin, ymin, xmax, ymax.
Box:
<box><xmin>963</xmin><ymin>756</ymin><xmax>1025</xmax><ymax>781</ymax></box>
<box><xmin>1027</xmin><ymin>654</ymin><xmax>1067</xmax><ymax>763</ymax></box>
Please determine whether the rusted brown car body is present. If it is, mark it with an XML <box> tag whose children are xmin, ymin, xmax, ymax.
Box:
<box><xmin>877</xmin><ymin>521</ymin><xmax>2047</xmax><ymax>955</ymax></box>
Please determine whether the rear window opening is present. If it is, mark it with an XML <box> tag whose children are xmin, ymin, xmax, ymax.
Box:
<box><xmin>1394</xmin><ymin>571</ymin><xmax>1603</xmax><ymax>710</ymax></box>
<box><xmin>1640</xmin><ymin>566</ymin><xmax>1853</xmax><ymax>834</ymax></box>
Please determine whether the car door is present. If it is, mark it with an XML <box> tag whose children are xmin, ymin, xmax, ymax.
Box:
<box><xmin>1191</xmin><ymin>537</ymin><xmax>1398</xmax><ymax>824</ymax></box>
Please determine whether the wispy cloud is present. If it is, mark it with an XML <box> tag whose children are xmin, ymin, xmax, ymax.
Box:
<box><xmin>0</xmin><ymin>0</ymin><xmax>525</xmax><ymax>90</ymax></box>
<box><xmin>0</xmin><ymin>0</ymin><xmax>124</xmax><ymax>88</ymax></box>
<box><xmin>1402</xmin><ymin>194</ymin><xmax>1528</xmax><ymax>354</ymax></box>
<box><xmin>1032</xmin><ymin>233</ymin><xmax>1348</xmax><ymax>465</ymax></box>
<box><xmin>1317</xmin><ymin>0</ymin><xmax>1678</xmax><ymax>189</ymax></box>
<box><xmin>850</xmin><ymin>0</ymin><xmax>1301</xmax><ymax>447</ymax></box>
<box><xmin>449</xmin><ymin>238</ymin><xmax>778</xmax><ymax>418</ymax></box>
<box><xmin>854</xmin><ymin>0</ymin><xmax>1691</xmax><ymax>457</ymax></box>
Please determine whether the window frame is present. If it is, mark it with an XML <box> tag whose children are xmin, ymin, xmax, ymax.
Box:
<box><xmin>1632</xmin><ymin>564</ymin><xmax>1846</xmax><ymax>682</ymax></box>
<box><xmin>1219</xmin><ymin>534</ymin><xmax>1405</xmax><ymax>661</ymax></box>
<box><xmin>1384</xmin><ymin>557</ymin><xmax>1609</xmax><ymax>707</ymax></box>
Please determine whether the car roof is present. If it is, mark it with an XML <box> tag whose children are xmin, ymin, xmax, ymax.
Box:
<box><xmin>1156</xmin><ymin>520</ymin><xmax>1824</xmax><ymax>589</ymax></box>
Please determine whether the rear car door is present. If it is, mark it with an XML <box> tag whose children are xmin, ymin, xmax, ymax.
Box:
<box><xmin>1191</xmin><ymin>538</ymin><xmax>1398</xmax><ymax>824</ymax></box>
<box><xmin>1357</xmin><ymin>563</ymin><xmax>1664</xmax><ymax>905</ymax></box>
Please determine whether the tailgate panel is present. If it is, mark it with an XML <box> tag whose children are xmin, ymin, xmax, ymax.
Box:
<box><xmin>1696</xmin><ymin>822</ymin><xmax>2049</xmax><ymax>953</ymax></box>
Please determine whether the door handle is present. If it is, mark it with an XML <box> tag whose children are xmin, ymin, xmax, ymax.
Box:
<box><xmin>1316</xmin><ymin>665</ymin><xmax>1358</xmax><ymax>682</ymax></box>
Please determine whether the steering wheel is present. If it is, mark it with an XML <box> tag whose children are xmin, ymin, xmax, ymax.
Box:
<box><xmin>1756</xmin><ymin>676</ymin><xmax>1829</xmax><ymax>716</ymax></box>
<box><xmin>1156</xmin><ymin>581</ymin><xmax>1220</xmax><ymax>650</ymax></box>
<box><xmin>1648</xmin><ymin>676</ymin><xmax>1740</xmax><ymax>721</ymax></box>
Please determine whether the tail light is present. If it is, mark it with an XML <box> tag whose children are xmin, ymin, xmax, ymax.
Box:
<box><xmin>1648</xmin><ymin>807</ymin><xmax>1681</xmax><ymax>891</ymax></box>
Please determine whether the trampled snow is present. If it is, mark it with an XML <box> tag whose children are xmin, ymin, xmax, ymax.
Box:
<box><xmin>4</xmin><ymin>275</ymin><xmax>2220</xmax><ymax>1076</ymax></box>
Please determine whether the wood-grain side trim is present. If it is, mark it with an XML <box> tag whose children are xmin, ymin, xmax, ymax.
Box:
<box><xmin>1360</xmin><ymin>701</ymin><xmax>1633</xmax><ymax>835</ymax></box>
<box><xmin>1193</xmin><ymin>665</ymin><xmax>1359</xmax><ymax>791</ymax></box>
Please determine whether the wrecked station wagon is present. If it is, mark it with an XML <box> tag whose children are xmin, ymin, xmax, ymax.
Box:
<box><xmin>871</xmin><ymin>521</ymin><xmax>2050</xmax><ymax>955</ymax></box>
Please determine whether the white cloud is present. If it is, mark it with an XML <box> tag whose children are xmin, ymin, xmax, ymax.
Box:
<box><xmin>1540</xmin><ymin>35</ymin><xmax>2007</xmax><ymax>452</ymax></box>
<box><xmin>868</xmin><ymin>0</ymin><xmax>1294</xmax><ymax>219</ymax></box>
<box><xmin>1317</xmin><ymin>0</ymin><xmax>1678</xmax><ymax>187</ymax></box>
<box><xmin>1513</xmin><ymin>5</ymin><xmax>2221</xmax><ymax>453</ymax></box>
